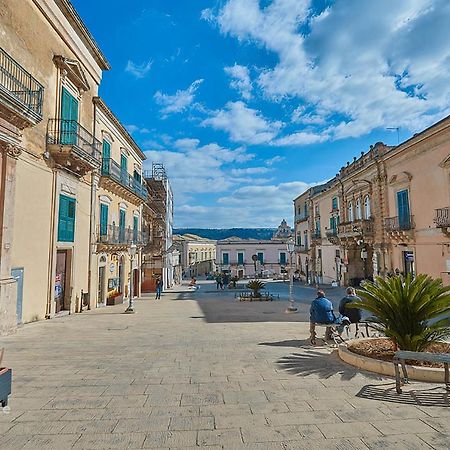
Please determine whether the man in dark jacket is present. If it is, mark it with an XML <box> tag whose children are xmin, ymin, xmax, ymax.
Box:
<box><xmin>339</xmin><ymin>287</ymin><xmax>362</xmax><ymax>324</ymax></box>
<box><xmin>310</xmin><ymin>290</ymin><xmax>349</xmax><ymax>344</ymax></box>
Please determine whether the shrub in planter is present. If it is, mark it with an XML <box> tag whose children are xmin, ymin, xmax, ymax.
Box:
<box><xmin>247</xmin><ymin>280</ymin><xmax>265</xmax><ymax>298</ymax></box>
<box><xmin>352</xmin><ymin>274</ymin><xmax>450</xmax><ymax>351</ymax></box>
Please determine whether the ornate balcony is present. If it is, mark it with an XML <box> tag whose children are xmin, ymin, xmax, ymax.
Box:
<box><xmin>100</xmin><ymin>158</ymin><xmax>148</xmax><ymax>206</ymax></box>
<box><xmin>435</xmin><ymin>207</ymin><xmax>450</xmax><ymax>228</ymax></box>
<box><xmin>325</xmin><ymin>228</ymin><xmax>340</xmax><ymax>245</ymax></box>
<box><xmin>0</xmin><ymin>46</ymin><xmax>44</xmax><ymax>130</ymax></box>
<box><xmin>384</xmin><ymin>215</ymin><xmax>415</xmax><ymax>241</ymax></box>
<box><xmin>338</xmin><ymin>219</ymin><xmax>374</xmax><ymax>244</ymax></box>
<box><xmin>295</xmin><ymin>244</ymin><xmax>309</xmax><ymax>253</ymax></box>
<box><xmin>97</xmin><ymin>224</ymin><xmax>148</xmax><ymax>252</ymax></box>
<box><xmin>295</xmin><ymin>213</ymin><xmax>309</xmax><ymax>223</ymax></box>
<box><xmin>311</xmin><ymin>231</ymin><xmax>322</xmax><ymax>245</ymax></box>
<box><xmin>47</xmin><ymin>119</ymin><xmax>101</xmax><ymax>176</ymax></box>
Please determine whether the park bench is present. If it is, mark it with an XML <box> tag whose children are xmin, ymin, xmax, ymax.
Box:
<box><xmin>393</xmin><ymin>350</ymin><xmax>450</xmax><ymax>394</ymax></box>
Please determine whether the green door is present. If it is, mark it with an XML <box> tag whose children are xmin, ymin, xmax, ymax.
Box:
<box><xmin>102</xmin><ymin>140</ymin><xmax>111</xmax><ymax>175</ymax></box>
<box><xmin>119</xmin><ymin>209</ymin><xmax>126</xmax><ymax>242</ymax></box>
<box><xmin>100</xmin><ymin>203</ymin><xmax>108</xmax><ymax>237</ymax></box>
<box><xmin>58</xmin><ymin>194</ymin><xmax>76</xmax><ymax>242</ymax></box>
<box><xmin>61</xmin><ymin>87</ymin><xmax>78</xmax><ymax>144</ymax></box>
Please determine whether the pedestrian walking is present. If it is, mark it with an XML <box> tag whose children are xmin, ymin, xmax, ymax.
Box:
<box><xmin>155</xmin><ymin>277</ymin><xmax>163</xmax><ymax>299</ymax></box>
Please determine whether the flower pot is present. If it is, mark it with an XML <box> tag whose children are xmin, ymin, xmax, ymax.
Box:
<box><xmin>0</xmin><ymin>367</ymin><xmax>12</xmax><ymax>407</ymax></box>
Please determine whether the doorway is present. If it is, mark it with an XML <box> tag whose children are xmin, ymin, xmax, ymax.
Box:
<box><xmin>98</xmin><ymin>266</ymin><xmax>106</xmax><ymax>305</ymax></box>
<box><xmin>132</xmin><ymin>268</ymin><xmax>139</xmax><ymax>298</ymax></box>
<box><xmin>11</xmin><ymin>267</ymin><xmax>24</xmax><ymax>324</ymax></box>
<box><xmin>55</xmin><ymin>250</ymin><xmax>70</xmax><ymax>313</ymax></box>
<box><xmin>118</xmin><ymin>256</ymin><xmax>125</xmax><ymax>294</ymax></box>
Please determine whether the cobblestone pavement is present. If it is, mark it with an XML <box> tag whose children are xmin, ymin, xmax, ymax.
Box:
<box><xmin>1</xmin><ymin>285</ymin><xmax>449</xmax><ymax>449</ymax></box>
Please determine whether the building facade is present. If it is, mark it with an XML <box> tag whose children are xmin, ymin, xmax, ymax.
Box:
<box><xmin>294</xmin><ymin>118</ymin><xmax>450</xmax><ymax>286</ymax></box>
<box><xmin>216</xmin><ymin>237</ymin><xmax>290</xmax><ymax>278</ymax></box>
<box><xmin>174</xmin><ymin>234</ymin><xmax>216</xmax><ymax>277</ymax></box>
<box><xmin>92</xmin><ymin>98</ymin><xmax>147</xmax><ymax>306</ymax></box>
<box><xmin>1</xmin><ymin>0</ymin><xmax>110</xmax><ymax>332</ymax></box>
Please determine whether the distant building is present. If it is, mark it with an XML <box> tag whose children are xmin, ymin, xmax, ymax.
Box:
<box><xmin>215</xmin><ymin>237</ymin><xmax>290</xmax><ymax>278</ymax></box>
<box><xmin>272</xmin><ymin>219</ymin><xmax>293</xmax><ymax>240</ymax></box>
<box><xmin>174</xmin><ymin>234</ymin><xmax>216</xmax><ymax>277</ymax></box>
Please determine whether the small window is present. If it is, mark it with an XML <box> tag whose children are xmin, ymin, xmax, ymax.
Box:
<box><xmin>364</xmin><ymin>195</ymin><xmax>371</xmax><ymax>219</ymax></box>
<box><xmin>237</xmin><ymin>252</ymin><xmax>244</xmax><ymax>265</ymax></box>
<box><xmin>348</xmin><ymin>201</ymin><xmax>354</xmax><ymax>222</ymax></box>
<box><xmin>258</xmin><ymin>252</ymin><xmax>264</xmax><ymax>264</ymax></box>
<box><xmin>222</xmin><ymin>253</ymin><xmax>229</xmax><ymax>265</ymax></box>
<box><xmin>356</xmin><ymin>198</ymin><xmax>362</xmax><ymax>220</ymax></box>
<box><xmin>279</xmin><ymin>252</ymin><xmax>287</xmax><ymax>265</ymax></box>
<box><xmin>332</xmin><ymin>197</ymin><xmax>338</xmax><ymax>210</ymax></box>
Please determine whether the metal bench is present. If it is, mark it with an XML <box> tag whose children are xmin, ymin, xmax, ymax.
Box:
<box><xmin>311</xmin><ymin>323</ymin><xmax>349</xmax><ymax>346</ymax></box>
<box><xmin>393</xmin><ymin>350</ymin><xmax>450</xmax><ymax>394</ymax></box>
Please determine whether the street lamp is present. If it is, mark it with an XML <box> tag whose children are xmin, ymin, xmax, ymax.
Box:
<box><xmin>125</xmin><ymin>243</ymin><xmax>137</xmax><ymax>314</ymax></box>
<box><xmin>285</xmin><ymin>238</ymin><xmax>297</xmax><ymax>313</ymax></box>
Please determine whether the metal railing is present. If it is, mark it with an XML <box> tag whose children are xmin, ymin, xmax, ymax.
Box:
<box><xmin>0</xmin><ymin>46</ymin><xmax>44</xmax><ymax>117</ymax></box>
<box><xmin>338</xmin><ymin>218</ymin><xmax>374</xmax><ymax>235</ymax></box>
<box><xmin>326</xmin><ymin>229</ymin><xmax>338</xmax><ymax>237</ymax></box>
<box><xmin>97</xmin><ymin>224</ymin><xmax>148</xmax><ymax>246</ymax></box>
<box><xmin>385</xmin><ymin>215</ymin><xmax>415</xmax><ymax>232</ymax></box>
<box><xmin>311</xmin><ymin>231</ymin><xmax>321</xmax><ymax>240</ymax></box>
<box><xmin>101</xmin><ymin>158</ymin><xmax>148</xmax><ymax>201</ymax></box>
<box><xmin>435</xmin><ymin>207</ymin><xmax>450</xmax><ymax>228</ymax></box>
<box><xmin>295</xmin><ymin>213</ymin><xmax>309</xmax><ymax>222</ymax></box>
<box><xmin>47</xmin><ymin>119</ymin><xmax>101</xmax><ymax>160</ymax></box>
<box><xmin>296</xmin><ymin>244</ymin><xmax>308</xmax><ymax>252</ymax></box>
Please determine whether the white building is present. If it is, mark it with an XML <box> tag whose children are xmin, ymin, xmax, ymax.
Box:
<box><xmin>174</xmin><ymin>234</ymin><xmax>216</xmax><ymax>277</ymax></box>
<box><xmin>215</xmin><ymin>237</ymin><xmax>290</xmax><ymax>278</ymax></box>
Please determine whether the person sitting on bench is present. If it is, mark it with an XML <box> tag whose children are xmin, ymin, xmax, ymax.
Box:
<box><xmin>310</xmin><ymin>290</ymin><xmax>349</xmax><ymax>344</ymax></box>
<box><xmin>338</xmin><ymin>287</ymin><xmax>362</xmax><ymax>324</ymax></box>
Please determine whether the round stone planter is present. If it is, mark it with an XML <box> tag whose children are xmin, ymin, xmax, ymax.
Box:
<box><xmin>338</xmin><ymin>338</ymin><xmax>447</xmax><ymax>383</ymax></box>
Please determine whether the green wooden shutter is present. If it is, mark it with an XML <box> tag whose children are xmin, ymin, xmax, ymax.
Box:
<box><xmin>119</xmin><ymin>209</ymin><xmax>126</xmax><ymax>242</ymax></box>
<box><xmin>258</xmin><ymin>252</ymin><xmax>264</xmax><ymax>264</ymax></box>
<box><xmin>222</xmin><ymin>253</ymin><xmax>229</xmax><ymax>265</ymax></box>
<box><xmin>280</xmin><ymin>253</ymin><xmax>286</xmax><ymax>265</ymax></box>
<box><xmin>238</xmin><ymin>252</ymin><xmax>244</xmax><ymax>265</ymax></box>
<box><xmin>58</xmin><ymin>194</ymin><xmax>76</xmax><ymax>242</ymax></box>
<box><xmin>61</xmin><ymin>87</ymin><xmax>78</xmax><ymax>145</ymax></box>
<box><xmin>120</xmin><ymin>155</ymin><xmax>128</xmax><ymax>183</ymax></box>
<box><xmin>397</xmin><ymin>190</ymin><xmax>410</xmax><ymax>229</ymax></box>
<box><xmin>133</xmin><ymin>216</ymin><xmax>138</xmax><ymax>242</ymax></box>
<box><xmin>100</xmin><ymin>204</ymin><xmax>108</xmax><ymax>236</ymax></box>
<box><xmin>102</xmin><ymin>140</ymin><xmax>111</xmax><ymax>175</ymax></box>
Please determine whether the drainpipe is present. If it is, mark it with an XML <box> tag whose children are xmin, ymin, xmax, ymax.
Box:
<box><xmin>45</xmin><ymin>168</ymin><xmax>57</xmax><ymax>319</ymax></box>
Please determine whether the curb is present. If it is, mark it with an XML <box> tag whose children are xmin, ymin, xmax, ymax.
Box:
<box><xmin>338</xmin><ymin>339</ymin><xmax>446</xmax><ymax>383</ymax></box>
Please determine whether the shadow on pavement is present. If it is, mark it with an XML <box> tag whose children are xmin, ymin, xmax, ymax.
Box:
<box><xmin>259</xmin><ymin>339</ymin><xmax>316</xmax><ymax>348</ymax></box>
<box><xmin>356</xmin><ymin>383</ymin><xmax>450</xmax><ymax>407</ymax></box>
<box><xmin>277</xmin><ymin>349</ymin><xmax>382</xmax><ymax>380</ymax></box>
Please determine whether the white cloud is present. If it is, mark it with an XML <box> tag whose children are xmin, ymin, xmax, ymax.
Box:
<box><xmin>154</xmin><ymin>79</ymin><xmax>204</xmax><ymax>117</ymax></box>
<box><xmin>202</xmin><ymin>101</ymin><xmax>282</xmax><ymax>145</ymax></box>
<box><xmin>230</xmin><ymin>166</ymin><xmax>270</xmax><ymax>176</ymax></box>
<box><xmin>125</xmin><ymin>60</ymin><xmax>153</xmax><ymax>78</ymax></box>
<box><xmin>265</xmin><ymin>155</ymin><xmax>285</xmax><ymax>165</ymax></box>
<box><xmin>224</xmin><ymin>64</ymin><xmax>253</xmax><ymax>99</ymax></box>
<box><xmin>272</xmin><ymin>131</ymin><xmax>327</xmax><ymax>146</ymax></box>
<box><xmin>125</xmin><ymin>124</ymin><xmax>150</xmax><ymax>134</ymax></box>
<box><xmin>212</xmin><ymin>0</ymin><xmax>450</xmax><ymax>140</ymax></box>
<box><xmin>175</xmin><ymin>180</ymin><xmax>318</xmax><ymax>228</ymax></box>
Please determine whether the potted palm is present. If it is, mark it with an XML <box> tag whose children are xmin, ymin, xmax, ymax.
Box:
<box><xmin>352</xmin><ymin>274</ymin><xmax>450</xmax><ymax>351</ymax></box>
<box><xmin>247</xmin><ymin>280</ymin><xmax>265</xmax><ymax>299</ymax></box>
<box><xmin>0</xmin><ymin>348</ymin><xmax>12</xmax><ymax>407</ymax></box>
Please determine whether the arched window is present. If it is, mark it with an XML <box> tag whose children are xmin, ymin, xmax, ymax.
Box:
<box><xmin>355</xmin><ymin>198</ymin><xmax>362</xmax><ymax>220</ymax></box>
<box><xmin>348</xmin><ymin>202</ymin><xmax>354</xmax><ymax>222</ymax></box>
<box><xmin>364</xmin><ymin>195</ymin><xmax>371</xmax><ymax>219</ymax></box>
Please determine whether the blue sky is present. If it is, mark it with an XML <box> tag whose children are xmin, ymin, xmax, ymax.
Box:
<box><xmin>73</xmin><ymin>0</ymin><xmax>450</xmax><ymax>228</ymax></box>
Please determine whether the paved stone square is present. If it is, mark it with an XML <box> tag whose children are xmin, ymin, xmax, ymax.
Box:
<box><xmin>1</xmin><ymin>283</ymin><xmax>449</xmax><ymax>449</ymax></box>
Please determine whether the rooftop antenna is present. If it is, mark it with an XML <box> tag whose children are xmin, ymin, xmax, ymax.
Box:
<box><xmin>386</xmin><ymin>127</ymin><xmax>400</xmax><ymax>144</ymax></box>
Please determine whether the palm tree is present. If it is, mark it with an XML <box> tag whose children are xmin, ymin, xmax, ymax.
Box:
<box><xmin>352</xmin><ymin>274</ymin><xmax>450</xmax><ymax>351</ymax></box>
<box><xmin>247</xmin><ymin>280</ymin><xmax>265</xmax><ymax>298</ymax></box>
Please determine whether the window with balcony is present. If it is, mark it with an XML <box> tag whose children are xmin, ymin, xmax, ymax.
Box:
<box><xmin>222</xmin><ymin>253</ymin><xmax>229</xmax><ymax>265</ymax></box>
<box><xmin>304</xmin><ymin>231</ymin><xmax>308</xmax><ymax>249</ymax></box>
<box><xmin>58</xmin><ymin>194</ymin><xmax>76</xmax><ymax>242</ymax></box>
<box><xmin>364</xmin><ymin>195</ymin><xmax>371</xmax><ymax>219</ymax></box>
<box><xmin>237</xmin><ymin>252</ymin><xmax>244</xmax><ymax>265</ymax></box>
<box><xmin>119</xmin><ymin>209</ymin><xmax>126</xmax><ymax>242</ymax></box>
<box><xmin>297</xmin><ymin>234</ymin><xmax>301</xmax><ymax>246</ymax></box>
<box><xmin>60</xmin><ymin>87</ymin><xmax>78</xmax><ymax>145</ymax></box>
<box><xmin>133</xmin><ymin>216</ymin><xmax>138</xmax><ymax>243</ymax></box>
<box><xmin>397</xmin><ymin>189</ymin><xmax>411</xmax><ymax>229</ymax></box>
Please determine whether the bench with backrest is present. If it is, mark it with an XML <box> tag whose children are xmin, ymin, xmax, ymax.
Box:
<box><xmin>311</xmin><ymin>323</ymin><xmax>348</xmax><ymax>346</ymax></box>
<box><xmin>393</xmin><ymin>350</ymin><xmax>450</xmax><ymax>394</ymax></box>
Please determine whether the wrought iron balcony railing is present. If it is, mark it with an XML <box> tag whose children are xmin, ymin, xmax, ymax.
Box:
<box><xmin>326</xmin><ymin>229</ymin><xmax>338</xmax><ymax>237</ymax></box>
<box><xmin>0</xmin><ymin>46</ymin><xmax>44</xmax><ymax>121</ymax></box>
<box><xmin>295</xmin><ymin>244</ymin><xmax>309</xmax><ymax>252</ymax></box>
<box><xmin>311</xmin><ymin>231</ymin><xmax>322</xmax><ymax>241</ymax></box>
<box><xmin>295</xmin><ymin>213</ymin><xmax>309</xmax><ymax>222</ymax></box>
<box><xmin>338</xmin><ymin>218</ymin><xmax>374</xmax><ymax>235</ymax></box>
<box><xmin>97</xmin><ymin>224</ymin><xmax>148</xmax><ymax>246</ymax></box>
<box><xmin>101</xmin><ymin>158</ymin><xmax>148</xmax><ymax>201</ymax></box>
<box><xmin>385</xmin><ymin>215</ymin><xmax>415</xmax><ymax>232</ymax></box>
<box><xmin>47</xmin><ymin>119</ymin><xmax>102</xmax><ymax>161</ymax></box>
<box><xmin>435</xmin><ymin>207</ymin><xmax>450</xmax><ymax>228</ymax></box>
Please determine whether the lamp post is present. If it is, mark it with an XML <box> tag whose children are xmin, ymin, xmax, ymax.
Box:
<box><xmin>125</xmin><ymin>243</ymin><xmax>137</xmax><ymax>314</ymax></box>
<box><xmin>285</xmin><ymin>238</ymin><xmax>297</xmax><ymax>313</ymax></box>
